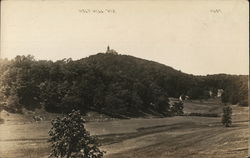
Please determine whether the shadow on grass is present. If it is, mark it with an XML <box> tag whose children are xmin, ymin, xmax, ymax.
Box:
<box><xmin>20</xmin><ymin>146</ymin><xmax>50</xmax><ymax>158</ymax></box>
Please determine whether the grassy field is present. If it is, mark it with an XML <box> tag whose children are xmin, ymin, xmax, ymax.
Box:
<box><xmin>0</xmin><ymin>99</ymin><xmax>248</xmax><ymax>158</ymax></box>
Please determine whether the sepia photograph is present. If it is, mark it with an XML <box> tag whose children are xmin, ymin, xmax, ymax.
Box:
<box><xmin>0</xmin><ymin>0</ymin><xmax>249</xmax><ymax>158</ymax></box>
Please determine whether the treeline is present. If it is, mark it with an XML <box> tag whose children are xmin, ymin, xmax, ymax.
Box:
<box><xmin>199</xmin><ymin>74</ymin><xmax>248</xmax><ymax>106</ymax></box>
<box><xmin>0</xmin><ymin>53</ymin><xmax>248</xmax><ymax>117</ymax></box>
<box><xmin>186</xmin><ymin>74</ymin><xmax>248</xmax><ymax>106</ymax></box>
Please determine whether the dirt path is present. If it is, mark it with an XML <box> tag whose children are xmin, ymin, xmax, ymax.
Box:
<box><xmin>104</xmin><ymin>123</ymin><xmax>248</xmax><ymax>158</ymax></box>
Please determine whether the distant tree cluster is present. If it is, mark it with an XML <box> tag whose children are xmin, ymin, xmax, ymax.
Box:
<box><xmin>186</xmin><ymin>74</ymin><xmax>248</xmax><ymax>106</ymax></box>
<box><xmin>0</xmin><ymin>54</ymin><xmax>248</xmax><ymax>116</ymax></box>
<box><xmin>204</xmin><ymin>74</ymin><xmax>248</xmax><ymax>106</ymax></box>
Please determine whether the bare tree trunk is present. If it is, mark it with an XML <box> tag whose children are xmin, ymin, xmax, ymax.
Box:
<box><xmin>66</xmin><ymin>152</ymin><xmax>71</xmax><ymax>158</ymax></box>
<box><xmin>67</xmin><ymin>145</ymin><xmax>72</xmax><ymax>158</ymax></box>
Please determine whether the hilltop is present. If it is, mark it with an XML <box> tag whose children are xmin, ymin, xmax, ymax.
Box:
<box><xmin>0</xmin><ymin>53</ymin><xmax>248</xmax><ymax>117</ymax></box>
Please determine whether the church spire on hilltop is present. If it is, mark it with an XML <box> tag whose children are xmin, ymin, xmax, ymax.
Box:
<box><xmin>106</xmin><ymin>45</ymin><xmax>118</xmax><ymax>55</ymax></box>
<box><xmin>107</xmin><ymin>45</ymin><xmax>110</xmax><ymax>52</ymax></box>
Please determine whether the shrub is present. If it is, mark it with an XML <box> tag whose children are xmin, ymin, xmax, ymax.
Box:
<box><xmin>170</xmin><ymin>101</ymin><xmax>184</xmax><ymax>116</ymax></box>
<box><xmin>221</xmin><ymin>105</ymin><xmax>232</xmax><ymax>127</ymax></box>
<box><xmin>48</xmin><ymin>110</ymin><xmax>104</xmax><ymax>158</ymax></box>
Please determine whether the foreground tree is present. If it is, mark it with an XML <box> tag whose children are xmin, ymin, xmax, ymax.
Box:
<box><xmin>48</xmin><ymin>110</ymin><xmax>104</xmax><ymax>158</ymax></box>
<box><xmin>221</xmin><ymin>105</ymin><xmax>232</xmax><ymax>127</ymax></box>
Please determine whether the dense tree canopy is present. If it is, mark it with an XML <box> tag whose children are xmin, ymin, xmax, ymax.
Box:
<box><xmin>0</xmin><ymin>53</ymin><xmax>248</xmax><ymax>116</ymax></box>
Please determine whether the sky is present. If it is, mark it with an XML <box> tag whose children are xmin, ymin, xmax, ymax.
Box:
<box><xmin>1</xmin><ymin>0</ymin><xmax>249</xmax><ymax>75</ymax></box>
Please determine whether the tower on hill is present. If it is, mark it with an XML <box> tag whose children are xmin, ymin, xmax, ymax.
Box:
<box><xmin>106</xmin><ymin>46</ymin><xmax>118</xmax><ymax>55</ymax></box>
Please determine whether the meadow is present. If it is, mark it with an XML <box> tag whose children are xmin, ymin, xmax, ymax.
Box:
<box><xmin>0</xmin><ymin>99</ymin><xmax>248</xmax><ymax>158</ymax></box>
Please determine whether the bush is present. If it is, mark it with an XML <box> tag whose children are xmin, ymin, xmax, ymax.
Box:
<box><xmin>221</xmin><ymin>106</ymin><xmax>232</xmax><ymax>127</ymax></box>
<box><xmin>170</xmin><ymin>101</ymin><xmax>184</xmax><ymax>116</ymax></box>
<box><xmin>48</xmin><ymin>110</ymin><xmax>104</xmax><ymax>158</ymax></box>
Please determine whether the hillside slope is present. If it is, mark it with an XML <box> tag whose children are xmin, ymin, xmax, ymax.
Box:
<box><xmin>0</xmin><ymin>53</ymin><xmax>248</xmax><ymax>116</ymax></box>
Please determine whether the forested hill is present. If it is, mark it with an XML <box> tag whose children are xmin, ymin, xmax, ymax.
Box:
<box><xmin>0</xmin><ymin>53</ymin><xmax>248</xmax><ymax>117</ymax></box>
